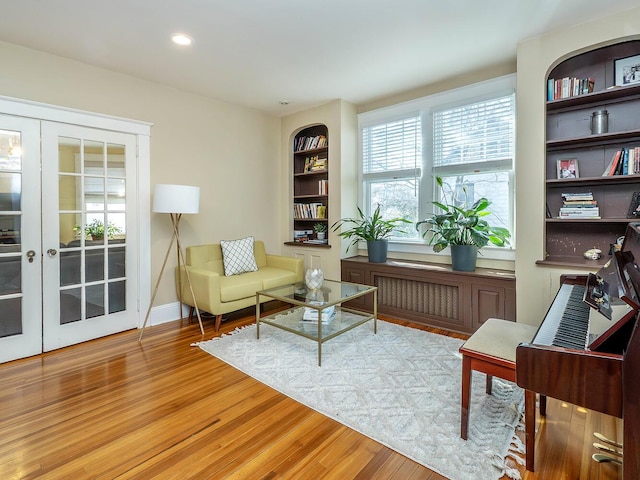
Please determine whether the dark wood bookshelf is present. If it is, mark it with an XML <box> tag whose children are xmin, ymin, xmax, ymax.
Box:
<box><xmin>291</xmin><ymin>125</ymin><xmax>329</xmax><ymax>245</ymax></box>
<box><xmin>542</xmin><ymin>40</ymin><xmax>640</xmax><ymax>266</ymax></box>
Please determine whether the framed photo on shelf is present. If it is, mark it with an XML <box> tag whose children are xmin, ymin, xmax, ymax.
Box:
<box><xmin>615</xmin><ymin>54</ymin><xmax>640</xmax><ymax>86</ymax></box>
<box><xmin>557</xmin><ymin>158</ymin><xmax>579</xmax><ymax>179</ymax></box>
<box><xmin>627</xmin><ymin>192</ymin><xmax>640</xmax><ymax>218</ymax></box>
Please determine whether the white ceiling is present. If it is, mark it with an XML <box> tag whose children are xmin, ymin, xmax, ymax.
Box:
<box><xmin>0</xmin><ymin>0</ymin><xmax>638</xmax><ymax>116</ymax></box>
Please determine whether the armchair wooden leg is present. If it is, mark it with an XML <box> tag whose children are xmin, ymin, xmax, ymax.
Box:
<box><xmin>214</xmin><ymin>314</ymin><xmax>223</xmax><ymax>332</ymax></box>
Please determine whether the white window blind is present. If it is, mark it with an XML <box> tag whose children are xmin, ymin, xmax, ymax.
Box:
<box><xmin>362</xmin><ymin>116</ymin><xmax>421</xmax><ymax>175</ymax></box>
<box><xmin>432</xmin><ymin>95</ymin><xmax>514</xmax><ymax>170</ymax></box>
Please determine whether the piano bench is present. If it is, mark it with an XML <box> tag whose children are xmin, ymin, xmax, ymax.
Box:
<box><xmin>459</xmin><ymin>318</ymin><xmax>539</xmax><ymax>470</ymax></box>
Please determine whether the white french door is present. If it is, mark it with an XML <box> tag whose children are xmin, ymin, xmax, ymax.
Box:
<box><xmin>0</xmin><ymin>114</ymin><xmax>142</xmax><ymax>363</ymax></box>
<box><xmin>41</xmin><ymin>122</ymin><xmax>138</xmax><ymax>351</ymax></box>
<box><xmin>0</xmin><ymin>115</ymin><xmax>43</xmax><ymax>362</ymax></box>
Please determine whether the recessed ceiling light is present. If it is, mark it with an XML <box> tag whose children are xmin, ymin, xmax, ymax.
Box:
<box><xmin>171</xmin><ymin>33</ymin><xmax>193</xmax><ymax>46</ymax></box>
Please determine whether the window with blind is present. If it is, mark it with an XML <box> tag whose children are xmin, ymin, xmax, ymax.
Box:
<box><xmin>359</xmin><ymin>74</ymin><xmax>515</xmax><ymax>250</ymax></box>
<box><xmin>431</xmin><ymin>94</ymin><xmax>514</xmax><ymax>238</ymax></box>
<box><xmin>361</xmin><ymin>115</ymin><xmax>422</xmax><ymax>238</ymax></box>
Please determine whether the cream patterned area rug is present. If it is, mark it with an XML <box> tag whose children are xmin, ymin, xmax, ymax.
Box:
<box><xmin>196</xmin><ymin>319</ymin><xmax>525</xmax><ymax>480</ymax></box>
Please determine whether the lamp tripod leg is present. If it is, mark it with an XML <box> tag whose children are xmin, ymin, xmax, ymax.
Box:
<box><xmin>172</xmin><ymin>214</ymin><xmax>204</xmax><ymax>336</ymax></box>
<box><xmin>139</xmin><ymin>231</ymin><xmax>177</xmax><ymax>342</ymax></box>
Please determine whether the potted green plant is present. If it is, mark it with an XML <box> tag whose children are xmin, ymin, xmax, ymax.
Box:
<box><xmin>314</xmin><ymin>222</ymin><xmax>328</xmax><ymax>240</ymax></box>
<box><xmin>415</xmin><ymin>176</ymin><xmax>510</xmax><ymax>271</ymax></box>
<box><xmin>332</xmin><ymin>204</ymin><xmax>410</xmax><ymax>263</ymax></box>
<box><xmin>84</xmin><ymin>219</ymin><xmax>122</xmax><ymax>240</ymax></box>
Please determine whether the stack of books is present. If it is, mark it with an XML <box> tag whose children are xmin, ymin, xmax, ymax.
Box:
<box><xmin>294</xmin><ymin>229</ymin><xmax>313</xmax><ymax>242</ymax></box>
<box><xmin>301</xmin><ymin>302</ymin><xmax>335</xmax><ymax>324</ymax></box>
<box><xmin>559</xmin><ymin>192</ymin><xmax>600</xmax><ymax>218</ymax></box>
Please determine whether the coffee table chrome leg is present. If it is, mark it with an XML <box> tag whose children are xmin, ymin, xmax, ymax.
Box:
<box><xmin>374</xmin><ymin>289</ymin><xmax>378</xmax><ymax>334</ymax></box>
<box><xmin>256</xmin><ymin>293</ymin><xmax>260</xmax><ymax>339</ymax></box>
<box><xmin>318</xmin><ymin>341</ymin><xmax>322</xmax><ymax>366</ymax></box>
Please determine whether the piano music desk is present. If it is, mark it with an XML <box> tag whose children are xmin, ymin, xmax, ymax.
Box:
<box><xmin>459</xmin><ymin>318</ymin><xmax>539</xmax><ymax>470</ymax></box>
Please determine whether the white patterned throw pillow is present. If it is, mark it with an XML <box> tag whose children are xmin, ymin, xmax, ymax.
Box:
<box><xmin>220</xmin><ymin>236</ymin><xmax>258</xmax><ymax>276</ymax></box>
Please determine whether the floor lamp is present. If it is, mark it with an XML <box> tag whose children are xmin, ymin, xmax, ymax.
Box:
<box><xmin>139</xmin><ymin>184</ymin><xmax>204</xmax><ymax>341</ymax></box>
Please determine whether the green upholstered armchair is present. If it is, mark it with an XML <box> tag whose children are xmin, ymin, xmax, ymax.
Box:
<box><xmin>176</xmin><ymin>240</ymin><xmax>303</xmax><ymax>331</ymax></box>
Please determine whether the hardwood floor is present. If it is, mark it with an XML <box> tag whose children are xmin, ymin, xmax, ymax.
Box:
<box><xmin>0</xmin><ymin>311</ymin><xmax>623</xmax><ymax>479</ymax></box>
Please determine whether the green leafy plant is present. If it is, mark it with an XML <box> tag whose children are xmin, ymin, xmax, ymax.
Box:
<box><xmin>83</xmin><ymin>219</ymin><xmax>122</xmax><ymax>240</ymax></box>
<box><xmin>415</xmin><ymin>176</ymin><xmax>510</xmax><ymax>253</ymax></box>
<box><xmin>313</xmin><ymin>223</ymin><xmax>328</xmax><ymax>233</ymax></box>
<box><xmin>332</xmin><ymin>204</ymin><xmax>411</xmax><ymax>253</ymax></box>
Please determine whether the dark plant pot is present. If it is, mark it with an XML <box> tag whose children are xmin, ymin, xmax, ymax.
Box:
<box><xmin>367</xmin><ymin>239</ymin><xmax>388</xmax><ymax>263</ymax></box>
<box><xmin>450</xmin><ymin>245</ymin><xmax>478</xmax><ymax>271</ymax></box>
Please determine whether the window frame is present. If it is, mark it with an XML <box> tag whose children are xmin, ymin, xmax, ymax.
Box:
<box><xmin>358</xmin><ymin>74</ymin><xmax>516</xmax><ymax>261</ymax></box>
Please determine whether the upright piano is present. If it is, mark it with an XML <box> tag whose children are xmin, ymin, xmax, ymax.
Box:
<box><xmin>516</xmin><ymin>222</ymin><xmax>640</xmax><ymax>478</ymax></box>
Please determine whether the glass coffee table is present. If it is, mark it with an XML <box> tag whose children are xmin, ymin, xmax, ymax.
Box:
<box><xmin>256</xmin><ymin>279</ymin><xmax>377</xmax><ymax>366</ymax></box>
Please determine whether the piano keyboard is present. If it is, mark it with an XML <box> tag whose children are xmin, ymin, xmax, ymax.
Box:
<box><xmin>533</xmin><ymin>283</ymin><xmax>590</xmax><ymax>349</ymax></box>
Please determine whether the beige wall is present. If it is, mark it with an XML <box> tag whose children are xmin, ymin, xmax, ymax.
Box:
<box><xmin>515</xmin><ymin>7</ymin><xmax>640</xmax><ymax>326</ymax></box>
<box><xmin>0</xmin><ymin>40</ymin><xmax>281</xmax><ymax>306</ymax></box>
<box><xmin>358</xmin><ymin>61</ymin><xmax>516</xmax><ymax>114</ymax></box>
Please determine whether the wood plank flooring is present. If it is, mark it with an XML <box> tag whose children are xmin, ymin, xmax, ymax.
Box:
<box><xmin>0</xmin><ymin>311</ymin><xmax>623</xmax><ymax>479</ymax></box>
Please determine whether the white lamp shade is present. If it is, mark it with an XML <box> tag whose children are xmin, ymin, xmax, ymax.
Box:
<box><xmin>152</xmin><ymin>184</ymin><xmax>200</xmax><ymax>214</ymax></box>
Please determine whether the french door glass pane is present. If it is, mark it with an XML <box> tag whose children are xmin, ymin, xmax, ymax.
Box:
<box><xmin>60</xmin><ymin>288</ymin><xmax>82</xmax><ymax>324</ymax></box>
<box><xmin>0</xmin><ymin>215</ymin><xmax>21</xmax><ymax>253</ymax></box>
<box><xmin>0</xmin><ymin>256</ymin><xmax>21</xmax><ymax>295</ymax></box>
<box><xmin>59</xmin><ymin>251</ymin><xmax>80</xmax><ymax>286</ymax></box>
<box><xmin>0</xmin><ymin>129</ymin><xmax>23</xmax><ymax>339</ymax></box>
<box><xmin>0</xmin><ymin>129</ymin><xmax>22</xmax><ymax>171</ymax></box>
<box><xmin>85</xmin><ymin>249</ymin><xmax>105</xmax><ymax>282</ymax></box>
<box><xmin>86</xmin><ymin>284</ymin><xmax>105</xmax><ymax>319</ymax></box>
<box><xmin>109</xmin><ymin>246</ymin><xmax>126</xmax><ymax>279</ymax></box>
<box><xmin>109</xmin><ymin>281</ymin><xmax>125</xmax><ymax>314</ymax></box>
<box><xmin>0</xmin><ymin>172</ymin><xmax>21</xmax><ymax>210</ymax></box>
<box><xmin>0</xmin><ymin>297</ymin><xmax>22</xmax><ymax>337</ymax></box>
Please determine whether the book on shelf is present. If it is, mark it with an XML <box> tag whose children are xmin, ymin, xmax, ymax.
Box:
<box><xmin>311</xmin><ymin>157</ymin><xmax>327</xmax><ymax>171</ymax></box>
<box><xmin>295</xmin><ymin>135</ymin><xmax>328</xmax><ymax>152</ymax></box>
<box><xmin>602</xmin><ymin>147</ymin><xmax>640</xmax><ymax>176</ymax></box>
<box><xmin>561</xmin><ymin>192</ymin><xmax>593</xmax><ymax>201</ymax></box>
<box><xmin>294</xmin><ymin>202</ymin><xmax>325</xmax><ymax>219</ymax></box>
<box><xmin>559</xmin><ymin>207</ymin><xmax>600</xmax><ymax>216</ymax></box>
<box><xmin>562</xmin><ymin>200</ymin><xmax>597</xmax><ymax>206</ymax></box>
<box><xmin>559</xmin><ymin>213</ymin><xmax>601</xmax><ymax>219</ymax></box>
<box><xmin>306</xmin><ymin>239</ymin><xmax>328</xmax><ymax>245</ymax></box>
<box><xmin>301</xmin><ymin>302</ymin><xmax>335</xmax><ymax>324</ymax></box>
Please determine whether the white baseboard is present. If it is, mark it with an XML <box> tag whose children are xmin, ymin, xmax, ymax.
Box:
<box><xmin>141</xmin><ymin>302</ymin><xmax>191</xmax><ymax>328</ymax></box>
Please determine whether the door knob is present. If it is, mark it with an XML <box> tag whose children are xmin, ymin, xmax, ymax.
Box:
<box><xmin>26</xmin><ymin>250</ymin><xmax>36</xmax><ymax>263</ymax></box>
<box><xmin>47</xmin><ymin>248</ymin><xmax>58</xmax><ymax>256</ymax></box>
